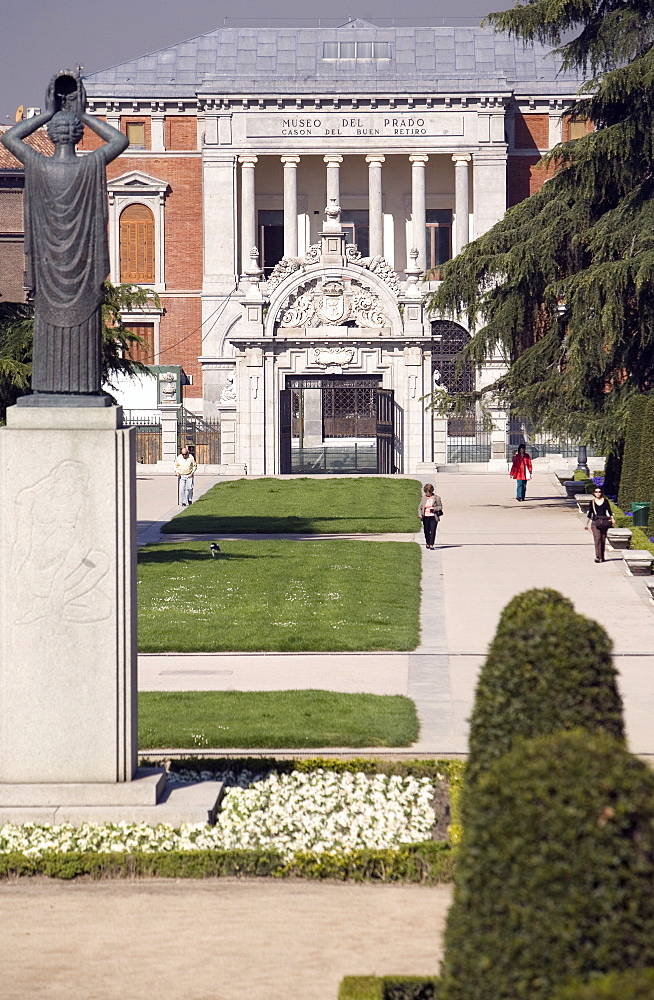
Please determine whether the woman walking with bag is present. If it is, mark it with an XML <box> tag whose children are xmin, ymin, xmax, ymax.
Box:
<box><xmin>418</xmin><ymin>483</ymin><xmax>443</xmax><ymax>550</ymax></box>
<box><xmin>585</xmin><ymin>486</ymin><xmax>615</xmax><ymax>562</ymax></box>
<box><xmin>509</xmin><ymin>443</ymin><xmax>533</xmax><ymax>501</ymax></box>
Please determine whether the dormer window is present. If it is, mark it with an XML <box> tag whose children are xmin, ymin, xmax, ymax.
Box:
<box><xmin>322</xmin><ymin>41</ymin><xmax>390</xmax><ymax>59</ymax></box>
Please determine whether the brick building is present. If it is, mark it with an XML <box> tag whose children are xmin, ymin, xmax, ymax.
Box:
<box><xmin>31</xmin><ymin>21</ymin><xmax>592</xmax><ymax>470</ymax></box>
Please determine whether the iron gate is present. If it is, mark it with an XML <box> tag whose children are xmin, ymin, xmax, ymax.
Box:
<box><xmin>447</xmin><ymin>416</ymin><xmax>491</xmax><ymax>463</ymax></box>
<box><xmin>506</xmin><ymin>416</ymin><xmax>597</xmax><ymax>460</ymax></box>
<box><xmin>177</xmin><ymin>408</ymin><xmax>221</xmax><ymax>464</ymax></box>
<box><xmin>123</xmin><ymin>410</ymin><xmax>162</xmax><ymax>465</ymax></box>
<box><xmin>279</xmin><ymin>379</ymin><xmax>397</xmax><ymax>474</ymax></box>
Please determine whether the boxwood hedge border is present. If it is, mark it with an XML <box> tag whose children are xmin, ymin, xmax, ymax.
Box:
<box><xmin>0</xmin><ymin>757</ymin><xmax>463</xmax><ymax>881</ymax></box>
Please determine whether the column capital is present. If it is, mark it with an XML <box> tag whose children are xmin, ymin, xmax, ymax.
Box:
<box><xmin>281</xmin><ymin>155</ymin><xmax>301</xmax><ymax>166</ymax></box>
<box><xmin>238</xmin><ymin>155</ymin><xmax>258</xmax><ymax>166</ymax></box>
<box><xmin>409</xmin><ymin>154</ymin><xmax>429</xmax><ymax>165</ymax></box>
<box><xmin>365</xmin><ymin>154</ymin><xmax>386</xmax><ymax>165</ymax></box>
<box><xmin>452</xmin><ymin>153</ymin><xmax>472</xmax><ymax>164</ymax></box>
<box><xmin>323</xmin><ymin>154</ymin><xmax>344</xmax><ymax>165</ymax></box>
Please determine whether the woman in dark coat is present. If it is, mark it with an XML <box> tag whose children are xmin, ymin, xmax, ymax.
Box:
<box><xmin>585</xmin><ymin>487</ymin><xmax>615</xmax><ymax>562</ymax></box>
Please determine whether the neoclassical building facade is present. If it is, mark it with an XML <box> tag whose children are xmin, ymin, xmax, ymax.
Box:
<box><xmin>83</xmin><ymin>19</ymin><xmax>587</xmax><ymax>473</ymax></box>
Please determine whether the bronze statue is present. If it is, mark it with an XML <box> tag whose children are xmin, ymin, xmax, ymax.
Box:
<box><xmin>0</xmin><ymin>71</ymin><xmax>128</xmax><ymax>406</ymax></box>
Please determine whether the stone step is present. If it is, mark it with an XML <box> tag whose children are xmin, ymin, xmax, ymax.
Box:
<box><xmin>622</xmin><ymin>550</ymin><xmax>653</xmax><ymax>576</ymax></box>
<box><xmin>607</xmin><ymin>528</ymin><xmax>632</xmax><ymax>549</ymax></box>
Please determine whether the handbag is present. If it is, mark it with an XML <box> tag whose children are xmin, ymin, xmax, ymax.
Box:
<box><xmin>592</xmin><ymin>500</ymin><xmax>613</xmax><ymax>530</ymax></box>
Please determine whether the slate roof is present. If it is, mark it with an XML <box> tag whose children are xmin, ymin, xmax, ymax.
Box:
<box><xmin>84</xmin><ymin>20</ymin><xmax>587</xmax><ymax>100</ymax></box>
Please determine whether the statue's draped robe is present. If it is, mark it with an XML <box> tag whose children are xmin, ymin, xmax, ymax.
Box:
<box><xmin>24</xmin><ymin>150</ymin><xmax>109</xmax><ymax>394</ymax></box>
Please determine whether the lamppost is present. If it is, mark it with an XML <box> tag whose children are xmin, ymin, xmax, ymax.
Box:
<box><xmin>576</xmin><ymin>444</ymin><xmax>590</xmax><ymax>476</ymax></box>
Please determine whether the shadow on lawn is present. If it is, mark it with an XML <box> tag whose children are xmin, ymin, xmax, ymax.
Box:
<box><xmin>161</xmin><ymin>514</ymin><xmax>408</xmax><ymax>534</ymax></box>
<box><xmin>138</xmin><ymin>547</ymin><xmax>261</xmax><ymax>564</ymax></box>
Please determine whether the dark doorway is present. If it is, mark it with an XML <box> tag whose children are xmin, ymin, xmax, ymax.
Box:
<box><xmin>279</xmin><ymin>376</ymin><xmax>397</xmax><ymax>474</ymax></box>
<box><xmin>259</xmin><ymin>210</ymin><xmax>284</xmax><ymax>276</ymax></box>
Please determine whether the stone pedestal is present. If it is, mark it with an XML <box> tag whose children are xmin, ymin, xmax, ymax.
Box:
<box><xmin>0</xmin><ymin>406</ymin><xmax>137</xmax><ymax>785</ymax></box>
<box><xmin>0</xmin><ymin>404</ymin><xmax>223</xmax><ymax>824</ymax></box>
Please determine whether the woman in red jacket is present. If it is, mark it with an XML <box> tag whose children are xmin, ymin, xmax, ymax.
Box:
<box><xmin>510</xmin><ymin>443</ymin><xmax>533</xmax><ymax>501</ymax></box>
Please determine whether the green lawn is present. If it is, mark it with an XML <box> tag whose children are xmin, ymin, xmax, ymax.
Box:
<box><xmin>161</xmin><ymin>477</ymin><xmax>421</xmax><ymax>534</ymax></box>
<box><xmin>139</xmin><ymin>690</ymin><xmax>420</xmax><ymax>749</ymax></box>
<box><xmin>138</xmin><ymin>539</ymin><xmax>421</xmax><ymax>652</ymax></box>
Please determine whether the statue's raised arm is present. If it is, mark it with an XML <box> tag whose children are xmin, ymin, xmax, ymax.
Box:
<box><xmin>0</xmin><ymin>70</ymin><xmax>129</xmax><ymax>407</ymax></box>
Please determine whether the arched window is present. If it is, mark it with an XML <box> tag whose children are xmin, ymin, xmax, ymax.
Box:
<box><xmin>119</xmin><ymin>204</ymin><xmax>155</xmax><ymax>282</ymax></box>
<box><xmin>431</xmin><ymin>320</ymin><xmax>474</xmax><ymax>394</ymax></box>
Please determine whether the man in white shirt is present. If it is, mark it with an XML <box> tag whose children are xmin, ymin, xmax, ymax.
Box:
<box><xmin>174</xmin><ymin>446</ymin><xmax>197</xmax><ymax>506</ymax></box>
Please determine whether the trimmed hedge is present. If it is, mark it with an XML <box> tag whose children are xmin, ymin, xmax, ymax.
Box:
<box><xmin>163</xmin><ymin>756</ymin><xmax>465</xmax><ymax>783</ymax></box>
<box><xmin>0</xmin><ymin>841</ymin><xmax>456</xmax><ymax>883</ymax></box>
<box><xmin>636</xmin><ymin>398</ymin><xmax>654</xmax><ymax>505</ymax></box>
<box><xmin>439</xmin><ymin>730</ymin><xmax>654</xmax><ymax>1000</ymax></box>
<box><xmin>339</xmin><ymin>978</ymin><xmax>441</xmax><ymax>1000</ymax></box>
<box><xmin>553</xmin><ymin>968</ymin><xmax>654</xmax><ymax>999</ymax></box>
<box><xmin>609</xmin><ymin>501</ymin><xmax>654</xmax><ymax>557</ymax></box>
<box><xmin>465</xmin><ymin>589</ymin><xmax>624</xmax><ymax>789</ymax></box>
<box><xmin>618</xmin><ymin>395</ymin><xmax>649</xmax><ymax>509</ymax></box>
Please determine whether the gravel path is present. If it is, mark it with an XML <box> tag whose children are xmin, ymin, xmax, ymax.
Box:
<box><xmin>0</xmin><ymin>878</ymin><xmax>452</xmax><ymax>1000</ymax></box>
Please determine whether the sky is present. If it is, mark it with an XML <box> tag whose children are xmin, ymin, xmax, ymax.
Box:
<box><xmin>1</xmin><ymin>0</ymin><xmax>503</xmax><ymax>120</ymax></box>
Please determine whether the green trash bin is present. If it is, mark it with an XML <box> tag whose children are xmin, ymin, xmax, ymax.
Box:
<box><xmin>631</xmin><ymin>502</ymin><xmax>650</xmax><ymax>527</ymax></box>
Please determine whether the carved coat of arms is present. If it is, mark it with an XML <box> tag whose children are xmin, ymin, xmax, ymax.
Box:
<box><xmin>315</xmin><ymin>281</ymin><xmax>350</xmax><ymax>325</ymax></box>
<box><xmin>279</xmin><ymin>277</ymin><xmax>388</xmax><ymax>330</ymax></box>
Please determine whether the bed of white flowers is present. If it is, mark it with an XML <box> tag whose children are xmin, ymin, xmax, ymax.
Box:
<box><xmin>0</xmin><ymin>769</ymin><xmax>438</xmax><ymax>860</ymax></box>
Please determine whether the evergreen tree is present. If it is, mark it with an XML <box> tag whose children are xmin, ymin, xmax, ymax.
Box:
<box><xmin>427</xmin><ymin>0</ymin><xmax>654</xmax><ymax>451</ymax></box>
<box><xmin>0</xmin><ymin>301</ymin><xmax>33</xmax><ymax>417</ymax></box>
<box><xmin>0</xmin><ymin>282</ymin><xmax>158</xmax><ymax>420</ymax></box>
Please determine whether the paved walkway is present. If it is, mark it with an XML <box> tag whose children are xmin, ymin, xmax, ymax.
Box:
<box><xmin>136</xmin><ymin>472</ymin><xmax>654</xmax><ymax>755</ymax></box>
<box><xmin>0</xmin><ymin>879</ymin><xmax>452</xmax><ymax>1000</ymax></box>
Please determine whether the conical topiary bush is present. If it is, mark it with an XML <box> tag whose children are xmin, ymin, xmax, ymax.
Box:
<box><xmin>464</xmin><ymin>588</ymin><xmax>624</xmax><ymax>791</ymax></box>
<box><xmin>439</xmin><ymin>730</ymin><xmax>654</xmax><ymax>1000</ymax></box>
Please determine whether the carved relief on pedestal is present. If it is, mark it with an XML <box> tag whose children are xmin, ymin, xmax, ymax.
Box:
<box><xmin>10</xmin><ymin>461</ymin><xmax>111</xmax><ymax>629</ymax></box>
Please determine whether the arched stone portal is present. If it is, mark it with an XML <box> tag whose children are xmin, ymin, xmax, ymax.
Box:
<box><xmin>226</xmin><ymin>231</ymin><xmax>435</xmax><ymax>475</ymax></box>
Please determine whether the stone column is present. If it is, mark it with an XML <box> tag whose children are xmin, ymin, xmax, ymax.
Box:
<box><xmin>324</xmin><ymin>154</ymin><xmax>343</xmax><ymax>217</ymax></box>
<box><xmin>238</xmin><ymin>155</ymin><xmax>258</xmax><ymax>276</ymax></box>
<box><xmin>366</xmin><ymin>154</ymin><xmax>385</xmax><ymax>258</ymax></box>
<box><xmin>157</xmin><ymin>403</ymin><xmax>180</xmax><ymax>468</ymax></box>
<box><xmin>150</xmin><ymin>113</ymin><xmax>165</xmax><ymax>152</ymax></box>
<box><xmin>452</xmin><ymin>154</ymin><xmax>471</xmax><ymax>256</ymax></box>
<box><xmin>409</xmin><ymin>155</ymin><xmax>429</xmax><ymax>273</ymax></box>
<box><xmin>473</xmin><ymin>150</ymin><xmax>507</xmax><ymax>239</ymax></box>
<box><xmin>203</xmin><ymin>154</ymin><xmax>237</xmax><ymax>294</ymax></box>
<box><xmin>281</xmin><ymin>155</ymin><xmax>300</xmax><ymax>258</ymax></box>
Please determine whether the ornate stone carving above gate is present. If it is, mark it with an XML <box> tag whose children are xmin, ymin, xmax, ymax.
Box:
<box><xmin>279</xmin><ymin>277</ymin><xmax>389</xmax><ymax>329</ymax></box>
<box><xmin>313</xmin><ymin>347</ymin><xmax>355</xmax><ymax>368</ymax></box>
<box><xmin>267</xmin><ymin>246</ymin><xmax>400</xmax><ymax>295</ymax></box>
